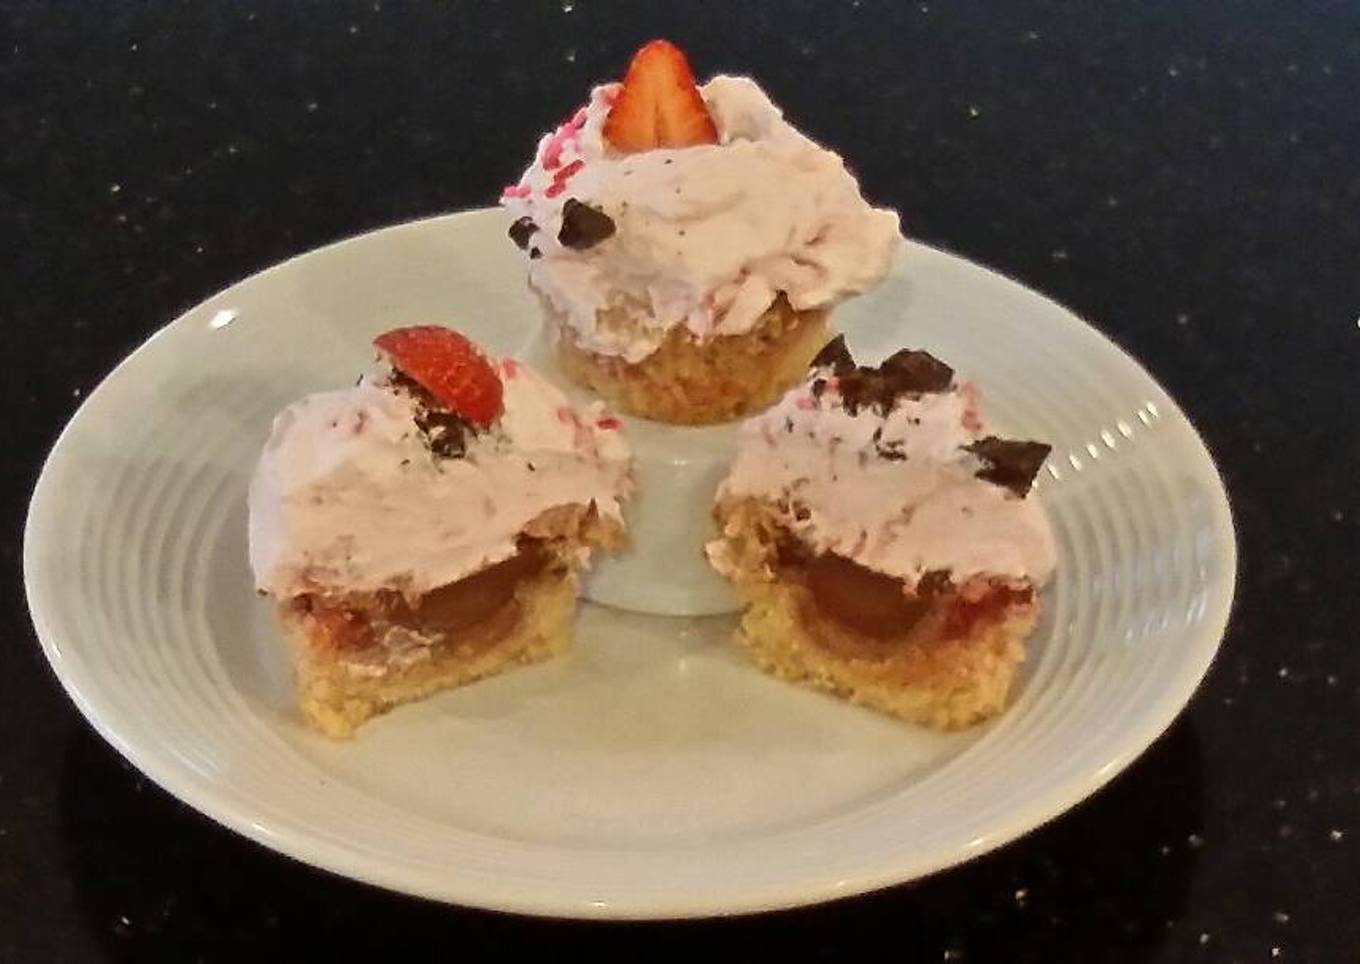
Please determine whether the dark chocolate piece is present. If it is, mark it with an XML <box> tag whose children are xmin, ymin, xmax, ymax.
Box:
<box><xmin>837</xmin><ymin>369</ymin><xmax>894</xmax><ymax>415</ymax></box>
<box><xmin>415</xmin><ymin>408</ymin><xmax>472</xmax><ymax>459</ymax></box>
<box><xmin>831</xmin><ymin>347</ymin><xmax>955</xmax><ymax>415</ymax></box>
<box><xmin>809</xmin><ymin>334</ymin><xmax>855</xmax><ymax>376</ymax></box>
<box><xmin>508</xmin><ymin>216</ymin><xmax>537</xmax><ymax>250</ymax></box>
<box><xmin>879</xmin><ymin>348</ymin><xmax>954</xmax><ymax>393</ymax></box>
<box><xmin>875</xmin><ymin>438</ymin><xmax>907</xmax><ymax>461</ymax></box>
<box><xmin>964</xmin><ymin>436</ymin><xmax>1052</xmax><ymax>496</ymax></box>
<box><xmin>388</xmin><ymin>369</ymin><xmax>476</xmax><ymax>459</ymax></box>
<box><xmin>557</xmin><ymin>198</ymin><xmax>616</xmax><ymax>250</ymax></box>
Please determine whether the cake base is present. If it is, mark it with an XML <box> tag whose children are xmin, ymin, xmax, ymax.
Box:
<box><xmin>283</xmin><ymin>570</ymin><xmax>576</xmax><ymax>738</ymax></box>
<box><xmin>554</xmin><ymin>296</ymin><xmax>830</xmax><ymax>425</ymax></box>
<box><xmin>710</xmin><ymin>496</ymin><xmax>1041</xmax><ymax>729</ymax></box>
<box><xmin>734</xmin><ymin>578</ymin><xmax>1035</xmax><ymax>730</ymax></box>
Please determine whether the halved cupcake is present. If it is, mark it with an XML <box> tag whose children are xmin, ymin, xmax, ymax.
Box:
<box><xmin>707</xmin><ymin>338</ymin><xmax>1056</xmax><ymax>728</ymax></box>
<box><xmin>248</xmin><ymin>326</ymin><xmax>631</xmax><ymax>737</ymax></box>
<box><xmin>501</xmin><ymin>40</ymin><xmax>900</xmax><ymax>424</ymax></box>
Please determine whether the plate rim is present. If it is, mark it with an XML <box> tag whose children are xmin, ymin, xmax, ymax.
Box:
<box><xmin>24</xmin><ymin>207</ymin><xmax>1237</xmax><ymax>919</ymax></box>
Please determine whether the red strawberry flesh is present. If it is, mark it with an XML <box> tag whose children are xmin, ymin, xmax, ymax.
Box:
<box><xmin>373</xmin><ymin>326</ymin><xmax>504</xmax><ymax>428</ymax></box>
<box><xmin>602</xmin><ymin>39</ymin><xmax>719</xmax><ymax>153</ymax></box>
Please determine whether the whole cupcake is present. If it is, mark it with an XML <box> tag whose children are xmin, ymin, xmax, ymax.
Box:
<box><xmin>249</xmin><ymin>326</ymin><xmax>632</xmax><ymax>736</ymax></box>
<box><xmin>501</xmin><ymin>40</ymin><xmax>901</xmax><ymax>425</ymax></box>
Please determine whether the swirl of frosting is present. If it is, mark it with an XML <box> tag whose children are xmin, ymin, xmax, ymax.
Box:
<box><xmin>502</xmin><ymin>76</ymin><xmax>901</xmax><ymax>363</ymax></box>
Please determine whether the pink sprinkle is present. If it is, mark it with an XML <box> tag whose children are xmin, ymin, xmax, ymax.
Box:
<box><xmin>542</xmin><ymin>125</ymin><xmax>572</xmax><ymax>170</ymax></box>
<box><xmin>960</xmin><ymin>381</ymin><xmax>983</xmax><ymax>432</ymax></box>
<box><xmin>500</xmin><ymin>358</ymin><xmax>520</xmax><ymax>379</ymax></box>
<box><xmin>795</xmin><ymin>394</ymin><xmax>817</xmax><ymax>410</ymax></box>
<box><xmin>556</xmin><ymin>406</ymin><xmax>579</xmax><ymax>426</ymax></box>
<box><xmin>553</xmin><ymin>159</ymin><xmax>584</xmax><ymax>183</ymax></box>
<box><xmin>595</xmin><ymin>416</ymin><xmax>621</xmax><ymax>430</ymax></box>
<box><xmin>542</xmin><ymin>115</ymin><xmax>586</xmax><ymax>170</ymax></box>
<box><xmin>544</xmin><ymin>160</ymin><xmax>583</xmax><ymax>199</ymax></box>
<box><xmin>500</xmin><ymin>183</ymin><xmax>531</xmax><ymax>199</ymax></box>
<box><xmin>570</xmin><ymin>106</ymin><xmax>589</xmax><ymax>128</ymax></box>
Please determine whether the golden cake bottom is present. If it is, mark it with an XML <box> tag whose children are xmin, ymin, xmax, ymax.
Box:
<box><xmin>713</xmin><ymin>497</ymin><xmax>1041</xmax><ymax>729</ymax></box>
<box><xmin>279</xmin><ymin>506</ymin><xmax>624</xmax><ymax>738</ymax></box>
<box><xmin>553</xmin><ymin>295</ymin><xmax>830</xmax><ymax>425</ymax></box>
<box><xmin>281</xmin><ymin>560</ymin><xmax>573</xmax><ymax>738</ymax></box>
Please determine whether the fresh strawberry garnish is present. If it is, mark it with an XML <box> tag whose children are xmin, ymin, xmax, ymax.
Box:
<box><xmin>373</xmin><ymin>326</ymin><xmax>504</xmax><ymax>428</ymax></box>
<box><xmin>602</xmin><ymin>39</ymin><xmax>719</xmax><ymax>153</ymax></box>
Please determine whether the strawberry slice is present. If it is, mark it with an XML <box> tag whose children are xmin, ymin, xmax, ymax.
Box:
<box><xmin>602</xmin><ymin>39</ymin><xmax>719</xmax><ymax>153</ymax></box>
<box><xmin>373</xmin><ymin>326</ymin><xmax>504</xmax><ymax>428</ymax></box>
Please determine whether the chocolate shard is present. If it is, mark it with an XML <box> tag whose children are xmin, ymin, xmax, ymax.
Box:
<box><xmin>557</xmin><ymin>198</ymin><xmax>616</xmax><ymax>250</ymax></box>
<box><xmin>508</xmin><ymin>216</ymin><xmax>537</xmax><ymax>250</ymax></box>
<box><xmin>810</xmin><ymin>334</ymin><xmax>855</xmax><ymax>375</ymax></box>
<box><xmin>837</xmin><ymin>369</ymin><xmax>895</xmax><ymax>415</ymax></box>
<box><xmin>389</xmin><ymin>370</ymin><xmax>475</xmax><ymax>459</ymax></box>
<box><xmin>833</xmin><ymin>347</ymin><xmax>955</xmax><ymax>415</ymax></box>
<box><xmin>875</xmin><ymin>438</ymin><xmax>907</xmax><ymax>461</ymax></box>
<box><xmin>415</xmin><ymin>408</ymin><xmax>472</xmax><ymax>459</ymax></box>
<box><xmin>879</xmin><ymin>349</ymin><xmax>954</xmax><ymax>393</ymax></box>
<box><xmin>965</xmin><ymin>436</ymin><xmax>1052</xmax><ymax>496</ymax></box>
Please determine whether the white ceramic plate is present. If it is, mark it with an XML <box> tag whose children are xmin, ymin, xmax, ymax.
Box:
<box><xmin>25</xmin><ymin>208</ymin><xmax>1234</xmax><ymax>919</ymax></box>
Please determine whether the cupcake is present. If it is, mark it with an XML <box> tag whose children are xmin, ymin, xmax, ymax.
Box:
<box><xmin>248</xmin><ymin>326</ymin><xmax>631</xmax><ymax>737</ymax></box>
<box><xmin>706</xmin><ymin>337</ymin><xmax>1056</xmax><ymax>728</ymax></box>
<box><xmin>502</xmin><ymin>40</ymin><xmax>900</xmax><ymax>425</ymax></box>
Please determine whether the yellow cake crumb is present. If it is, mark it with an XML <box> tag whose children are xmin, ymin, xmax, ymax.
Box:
<box><xmin>712</xmin><ymin>495</ymin><xmax>1041</xmax><ymax>729</ymax></box>
<box><xmin>554</xmin><ymin>295</ymin><xmax>830</xmax><ymax>425</ymax></box>
<box><xmin>285</xmin><ymin>568</ymin><xmax>576</xmax><ymax>739</ymax></box>
<box><xmin>735</xmin><ymin>578</ymin><xmax>1034</xmax><ymax>730</ymax></box>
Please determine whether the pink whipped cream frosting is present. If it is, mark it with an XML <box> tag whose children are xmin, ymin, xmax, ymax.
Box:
<box><xmin>708</xmin><ymin>369</ymin><xmax>1057</xmax><ymax>590</ymax></box>
<box><xmin>502</xmin><ymin>75</ymin><xmax>901</xmax><ymax>363</ymax></box>
<box><xmin>249</xmin><ymin>356</ymin><xmax>632</xmax><ymax>599</ymax></box>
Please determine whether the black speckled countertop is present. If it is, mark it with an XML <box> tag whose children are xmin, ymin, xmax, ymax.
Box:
<box><xmin>4</xmin><ymin>2</ymin><xmax>1358</xmax><ymax>960</ymax></box>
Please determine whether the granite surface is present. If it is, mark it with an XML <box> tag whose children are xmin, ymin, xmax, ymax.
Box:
<box><xmin>3</xmin><ymin>2</ymin><xmax>1358</xmax><ymax>960</ymax></box>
